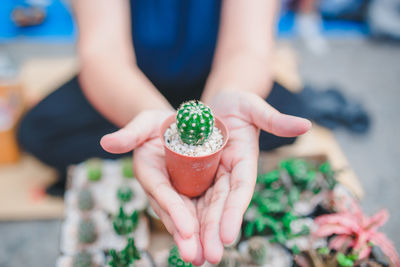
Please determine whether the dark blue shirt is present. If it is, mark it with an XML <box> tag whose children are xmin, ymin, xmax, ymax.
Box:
<box><xmin>130</xmin><ymin>0</ymin><xmax>221</xmax><ymax>107</ymax></box>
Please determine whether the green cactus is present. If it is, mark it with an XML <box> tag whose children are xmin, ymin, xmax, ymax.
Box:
<box><xmin>168</xmin><ymin>245</ymin><xmax>193</xmax><ymax>267</ymax></box>
<box><xmin>112</xmin><ymin>206</ymin><xmax>139</xmax><ymax>236</ymax></box>
<box><xmin>78</xmin><ymin>218</ymin><xmax>97</xmax><ymax>244</ymax></box>
<box><xmin>121</xmin><ymin>157</ymin><xmax>134</xmax><ymax>178</ymax></box>
<box><xmin>78</xmin><ymin>189</ymin><xmax>94</xmax><ymax>211</ymax></box>
<box><xmin>176</xmin><ymin>100</ymin><xmax>214</xmax><ymax>145</ymax></box>
<box><xmin>86</xmin><ymin>158</ymin><xmax>102</xmax><ymax>181</ymax></box>
<box><xmin>109</xmin><ymin>237</ymin><xmax>141</xmax><ymax>267</ymax></box>
<box><xmin>73</xmin><ymin>251</ymin><xmax>93</xmax><ymax>267</ymax></box>
<box><xmin>248</xmin><ymin>237</ymin><xmax>268</xmax><ymax>265</ymax></box>
<box><xmin>117</xmin><ymin>185</ymin><xmax>133</xmax><ymax>204</ymax></box>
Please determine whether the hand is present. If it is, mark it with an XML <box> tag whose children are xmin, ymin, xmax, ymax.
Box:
<box><xmin>100</xmin><ymin>93</ymin><xmax>311</xmax><ymax>265</ymax></box>
<box><xmin>196</xmin><ymin>91</ymin><xmax>311</xmax><ymax>263</ymax></box>
<box><xmin>100</xmin><ymin>109</ymin><xmax>205</xmax><ymax>265</ymax></box>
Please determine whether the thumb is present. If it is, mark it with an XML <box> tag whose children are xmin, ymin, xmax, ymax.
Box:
<box><xmin>247</xmin><ymin>94</ymin><xmax>312</xmax><ymax>137</ymax></box>
<box><xmin>100</xmin><ymin>110</ymin><xmax>173</xmax><ymax>154</ymax></box>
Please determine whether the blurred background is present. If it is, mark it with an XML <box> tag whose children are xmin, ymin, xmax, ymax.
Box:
<box><xmin>0</xmin><ymin>0</ymin><xmax>399</xmax><ymax>266</ymax></box>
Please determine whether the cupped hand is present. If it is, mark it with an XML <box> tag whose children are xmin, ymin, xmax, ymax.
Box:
<box><xmin>100</xmin><ymin>110</ymin><xmax>205</xmax><ymax>265</ymax></box>
<box><xmin>196</xmin><ymin>91</ymin><xmax>311</xmax><ymax>263</ymax></box>
<box><xmin>100</xmin><ymin>93</ymin><xmax>311</xmax><ymax>265</ymax></box>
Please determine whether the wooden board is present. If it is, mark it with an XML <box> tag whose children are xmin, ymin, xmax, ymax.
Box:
<box><xmin>0</xmin><ymin>154</ymin><xmax>64</xmax><ymax>220</ymax></box>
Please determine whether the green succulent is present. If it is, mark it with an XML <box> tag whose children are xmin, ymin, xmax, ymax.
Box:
<box><xmin>78</xmin><ymin>219</ymin><xmax>97</xmax><ymax>244</ymax></box>
<box><xmin>176</xmin><ymin>100</ymin><xmax>214</xmax><ymax>145</ymax></box>
<box><xmin>108</xmin><ymin>237</ymin><xmax>141</xmax><ymax>267</ymax></box>
<box><xmin>117</xmin><ymin>186</ymin><xmax>133</xmax><ymax>204</ymax></box>
<box><xmin>86</xmin><ymin>158</ymin><xmax>102</xmax><ymax>181</ymax></box>
<box><xmin>73</xmin><ymin>251</ymin><xmax>92</xmax><ymax>267</ymax></box>
<box><xmin>121</xmin><ymin>157</ymin><xmax>134</xmax><ymax>178</ymax></box>
<box><xmin>78</xmin><ymin>189</ymin><xmax>94</xmax><ymax>211</ymax></box>
<box><xmin>248</xmin><ymin>237</ymin><xmax>268</xmax><ymax>265</ymax></box>
<box><xmin>113</xmin><ymin>207</ymin><xmax>139</xmax><ymax>236</ymax></box>
<box><xmin>168</xmin><ymin>245</ymin><xmax>193</xmax><ymax>267</ymax></box>
<box><xmin>337</xmin><ymin>253</ymin><xmax>355</xmax><ymax>267</ymax></box>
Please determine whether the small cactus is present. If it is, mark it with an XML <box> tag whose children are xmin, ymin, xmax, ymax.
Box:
<box><xmin>86</xmin><ymin>158</ymin><xmax>102</xmax><ymax>181</ymax></box>
<box><xmin>78</xmin><ymin>218</ymin><xmax>97</xmax><ymax>244</ymax></box>
<box><xmin>113</xmin><ymin>206</ymin><xmax>139</xmax><ymax>236</ymax></box>
<box><xmin>168</xmin><ymin>245</ymin><xmax>193</xmax><ymax>267</ymax></box>
<box><xmin>121</xmin><ymin>157</ymin><xmax>134</xmax><ymax>178</ymax></box>
<box><xmin>117</xmin><ymin>185</ymin><xmax>133</xmax><ymax>204</ymax></box>
<box><xmin>78</xmin><ymin>189</ymin><xmax>94</xmax><ymax>211</ymax></box>
<box><xmin>73</xmin><ymin>251</ymin><xmax>92</xmax><ymax>267</ymax></box>
<box><xmin>109</xmin><ymin>237</ymin><xmax>140</xmax><ymax>267</ymax></box>
<box><xmin>176</xmin><ymin>100</ymin><xmax>214</xmax><ymax>145</ymax></box>
<box><xmin>248</xmin><ymin>237</ymin><xmax>268</xmax><ymax>265</ymax></box>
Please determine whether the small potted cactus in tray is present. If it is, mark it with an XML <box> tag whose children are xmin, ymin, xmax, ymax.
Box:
<box><xmin>160</xmin><ymin>100</ymin><xmax>229</xmax><ymax>197</ymax></box>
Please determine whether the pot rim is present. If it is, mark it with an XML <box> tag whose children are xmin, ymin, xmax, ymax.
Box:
<box><xmin>159</xmin><ymin>114</ymin><xmax>229</xmax><ymax>159</ymax></box>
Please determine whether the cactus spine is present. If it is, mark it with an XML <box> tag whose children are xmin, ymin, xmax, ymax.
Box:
<box><xmin>73</xmin><ymin>251</ymin><xmax>92</xmax><ymax>267</ymax></box>
<box><xmin>78</xmin><ymin>189</ymin><xmax>94</xmax><ymax>211</ymax></box>
<box><xmin>248</xmin><ymin>237</ymin><xmax>268</xmax><ymax>265</ymax></box>
<box><xmin>176</xmin><ymin>100</ymin><xmax>214</xmax><ymax>145</ymax></box>
<box><xmin>78</xmin><ymin>218</ymin><xmax>97</xmax><ymax>244</ymax></box>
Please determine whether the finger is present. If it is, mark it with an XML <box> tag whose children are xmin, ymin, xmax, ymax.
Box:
<box><xmin>201</xmin><ymin>171</ymin><xmax>230</xmax><ymax>264</ymax></box>
<box><xmin>174</xmin><ymin>232</ymin><xmax>203</xmax><ymax>264</ymax></box>
<box><xmin>149</xmin><ymin>197</ymin><xmax>204</xmax><ymax>264</ymax></box>
<box><xmin>100</xmin><ymin>110</ymin><xmax>172</xmax><ymax>154</ymax></box>
<box><xmin>134</xmin><ymin>152</ymin><xmax>195</xmax><ymax>239</ymax></box>
<box><xmin>246</xmin><ymin>94</ymin><xmax>312</xmax><ymax>137</ymax></box>
<box><xmin>148</xmin><ymin>196</ymin><xmax>177</xmax><ymax>235</ymax></box>
<box><xmin>220</xmin><ymin>158</ymin><xmax>257</xmax><ymax>245</ymax></box>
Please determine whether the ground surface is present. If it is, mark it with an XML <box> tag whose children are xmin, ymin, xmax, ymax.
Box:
<box><xmin>0</xmin><ymin>39</ymin><xmax>399</xmax><ymax>267</ymax></box>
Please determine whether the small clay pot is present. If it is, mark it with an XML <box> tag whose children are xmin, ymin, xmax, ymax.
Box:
<box><xmin>160</xmin><ymin>114</ymin><xmax>229</xmax><ymax>197</ymax></box>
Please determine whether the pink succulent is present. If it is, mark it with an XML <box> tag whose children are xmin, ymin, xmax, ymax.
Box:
<box><xmin>314</xmin><ymin>196</ymin><xmax>400</xmax><ymax>266</ymax></box>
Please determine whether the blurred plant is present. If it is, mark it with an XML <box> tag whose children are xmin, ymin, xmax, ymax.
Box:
<box><xmin>113</xmin><ymin>206</ymin><xmax>139</xmax><ymax>236</ymax></box>
<box><xmin>244</xmin><ymin>158</ymin><xmax>334</xmax><ymax>245</ymax></box>
<box><xmin>121</xmin><ymin>157</ymin><xmax>134</xmax><ymax>178</ymax></box>
<box><xmin>314</xmin><ymin>196</ymin><xmax>400</xmax><ymax>266</ymax></box>
<box><xmin>294</xmin><ymin>246</ymin><xmax>359</xmax><ymax>267</ymax></box>
<box><xmin>86</xmin><ymin>158</ymin><xmax>102</xmax><ymax>181</ymax></box>
<box><xmin>78</xmin><ymin>218</ymin><xmax>97</xmax><ymax>244</ymax></box>
<box><xmin>73</xmin><ymin>251</ymin><xmax>92</xmax><ymax>267</ymax></box>
<box><xmin>217</xmin><ymin>248</ymin><xmax>242</xmax><ymax>267</ymax></box>
<box><xmin>247</xmin><ymin>236</ymin><xmax>269</xmax><ymax>265</ymax></box>
<box><xmin>168</xmin><ymin>245</ymin><xmax>193</xmax><ymax>267</ymax></box>
<box><xmin>77</xmin><ymin>189</ymin><xmax>94</xmax><ymax>211</ymax></box>
<box><xmin>109</xmin><ymin>237</ymin><xmax>141</xmax><ymax>267</ymax></box>
<box><xmin>117</xmin><ymin>185</ymin><xmax>133</xmax><ymax>204</ymax></box>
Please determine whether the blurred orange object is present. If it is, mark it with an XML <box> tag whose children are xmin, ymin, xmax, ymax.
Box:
<box><xmin>0</xmin><ymin>56</ymin><xmax>24</xmax><ymax>165</ymax></box>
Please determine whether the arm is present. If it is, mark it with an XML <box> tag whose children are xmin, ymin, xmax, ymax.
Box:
<box><xmin>73</xmin><ymin>0</ymin><xmax>172</xmax><ymax>127</ymax></box>
<box><xmin>201</xmin><ymin>0</ymin><xmax>278</xmax><ymax>103</ymax></box>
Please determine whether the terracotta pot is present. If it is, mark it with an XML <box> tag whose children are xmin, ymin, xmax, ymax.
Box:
<box><xmin>160</xmin><ymin>114</ymin><xmax>229</xmax><ymax>197</ymax></box>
